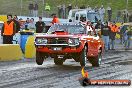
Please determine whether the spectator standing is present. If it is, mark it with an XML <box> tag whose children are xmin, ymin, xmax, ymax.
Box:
<box><xmin>123</xmin><ymin>9</ymin><xmax>129</xmax><ymax>23</ymax></box>
<box><xmin>1</xmin><ymin>15</ymin><xmax>16</xmax><ymax>44</ymax></box>
<box><xmin>86</xmin><ymin>20</ymin><xmax>96</xmax><ymax>35</ymax></box>
<box><xmin>116</xmin><ymin>11</ymin><xmax>121</xmax><ymax>22</ymax></box>
<box><xmin>109</xmin><ymin>22</ymin><xmax>119</xmax><ymax>50</ymax></box>
<box><xmin>99</xmin><ymin>5</ymin><xmax>105</xmax><ymax>22</ymax></box>
<box><xmin>45</xmin><ymin>3</ymin><xmax>50</xmax><ymax>11</ymax></box>
<box><xmin>28</xmin><ymin>18</ymin><xmax>36</xmax><ymax>31</ymax></box>
<box><xmin>125</xmin><ymin>25</ymin><xmax>132</xmax><ymax>49</ymax></box>
<box><xmin>33</xmin><ymin>2</ymin><xmax>38</xmax><ymax>17</ymax></box>
<box><xmin>62</xmin><ymin>4</ymin><xmax>66</xmax><ymax>19</ymax></box>
<box><xmin>95</xmin><ymin>20</ymin><xmax>104</xmax><ymax>37</ymax></box>
<box><xmin>51</xmin><ymin>14</ymin><xmax>59</xmax><ymax>24</ymax></box>
<box><xmin>13</xmin><ymin>15</ymin><xmax>20</xmax><ymax>33</ymax></box>
<box><xmin>45</xmin><ymin>3</ymin><xmax>51</xmax><ymax>17</ymax></box>
<box><xmin>107</xmin><ymin>6</ymin><xmax>112</xmax><ymax>21</ymax></box>
<box><xmin>57</xmin><ymin>5</ymin><xmax>62</xmax><ymax>18</ymax></box>
<box><xmin>94</xmin><ymin>6</ymin><xmax>98</xmax><ymax>12</ymax></box>
<box><xmin>67</xmin><ymin>4</ymin><xmax>72</xmax><ymax>13</ymax></box>
<box><xmin>19</xmin><ymin>18</ymin><xmax>25</xmax><ymax>30</ymax></box>
<box><xmin>35</xmin><ymin>17</ymin><xmax>45</xmax><ymax>33</ymax></box>
<box><xmin>95</xmin><ymin>20</ymin><xmax>104</xmax><ymax>29</ymax></box>
<box><xmin>101</xmin><ymin>22</ymin><xmax>111</xmax><ymax>51</ymax></box>
<box><xmin>119</xmin><ymin>23</ymin><xmax>128</xmax><ymax>44</ymax></box>
<box><xmin>28</xmin><ymin>3</ymin><xmax>34</xmax><ymax>16</ymax></box>
<box><xmin>24</xmin><ymin>18</ymin><xmax>30</xmax><ymax>30</ymax></box>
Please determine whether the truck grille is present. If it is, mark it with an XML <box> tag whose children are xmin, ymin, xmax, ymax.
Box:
<box><xmin>47</xmin><ymin>38</ymin><xmax>68</xmax><ymax>44</ymax></box>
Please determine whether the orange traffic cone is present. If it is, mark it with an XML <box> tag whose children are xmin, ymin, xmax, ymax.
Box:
<box><xmin>79</xmin><ymin>67</ymin><xmax>91</xmax><ymax>86</ymax></box>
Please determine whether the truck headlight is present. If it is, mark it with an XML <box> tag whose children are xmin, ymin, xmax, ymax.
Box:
<box><xmin>68</xmin><ymin>38</ymin><xmax>79</xmax><ymax>46</ymax></box>
<box><xmin>36</xmin><ymin>38</ymin><xmax>47</xmax><ymax>44</ymax></box>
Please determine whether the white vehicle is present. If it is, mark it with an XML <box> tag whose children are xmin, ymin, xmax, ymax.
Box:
<box><xmin>75</xmin><ymin>10</ymin><xmax>101</xmax><ymax>23</ymax></box>
<box><xmin>68</xmin><ymin>9</ymin><xmax>85</xmax><ymax>22</ymax></box>
<box><xmin>68</xmin><ymin>9</ymin><xmax>101</xmax><ymax>23</ymax></box>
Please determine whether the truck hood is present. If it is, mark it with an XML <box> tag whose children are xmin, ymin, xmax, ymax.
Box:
<box><xmin>35</xmin><ymin>33</ymin><xmax>85</xmax><ymax>38</ymax></box>
<box><xmin>35</xmin><ymin>34</ymin><xmax>99</xmax><ymax>40</ymax></box>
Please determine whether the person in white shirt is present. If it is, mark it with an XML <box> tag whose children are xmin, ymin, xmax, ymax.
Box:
<box><xmin>28</xmin><ymin>18</ymin><xmax>36</xmax><ymax>31</ymax></box>
<box><xmin>99</xmin><ymin>5</ymin><xmax>105</xmax><ymax>22</ymax></box>
<box><xmin>85</xmin><ymin>20</ymin><xmax>96</xmax><ymax>35</ymax></box>
<box><xmin>107</xmin><ymin>6</ymin><xmax>112</xmax><ymax>21</ymax></box>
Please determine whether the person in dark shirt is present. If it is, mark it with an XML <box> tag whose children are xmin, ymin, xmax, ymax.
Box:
<box><xmin>67</xmin><ymin>4</ymin><xmax>72</xmax><ymax>13</ymax></box>
<box><xmin>95</xmin><ymin>20</ymin><xmax>103</xmax><ymax>29</ymax></box>
<box><xmin>13</xmin><ymin>15</ymin><xmax>20</xmax><ymax>33</ymax></box>
<box><xmin>95</xmin><ymin>20</ymin><xmax>104</xmax><ymax>37</ymax></box>
<box><xmin>124</xmin><ymin>25</ymin><xmax>132</xmax><ymax>49</ymax></box>
<box><xmin>24</xmin><ymin>18</ymin><xmax>30</xmax><ymax>30</ymax></box>
<box><xmin>28</xmin><ymin>3</ymin><xmax>34</xmax><ymax>16</ymax></box>
<box><xmin>35</xmin><ymin>17</ymin><xmax>45</xmax><ymax>33</ymax></box>
<box><xmin>101</xmin><ymin>22</ymin><xmax>111</xmax><ymax>51</ymax></box>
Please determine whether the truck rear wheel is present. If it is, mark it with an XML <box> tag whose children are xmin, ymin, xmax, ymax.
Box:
<box><xmin>80</xmin><ymin>46</ymin><xmax>87</xmax><ymax>66</ymax></box>
<box><xmin>36</xmin><ymin>51</ymin><xmax>44</xmax><ymax>65</ymax></box>
<box><xmin>54</xmin><ymin>58</ymin><xmax>63</xmax><ymax>65</ymax></box>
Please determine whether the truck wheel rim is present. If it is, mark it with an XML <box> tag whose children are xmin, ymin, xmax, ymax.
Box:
<box><xmin>98</xmin><ymin>53</ymin><xmax>102</xmax><ymax>65</ymax></box>
<box><xmin>84</xmin><ymin>46</ymin><xmax>87</xmax><ymax>65</ymax></box>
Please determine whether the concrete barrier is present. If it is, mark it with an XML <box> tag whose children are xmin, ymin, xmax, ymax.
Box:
<box><xmin>24</xmin><ymin>33</ymin><xmax>45</xmax><ymax>59</ymax></box>
<box><xmin>24</xmin><ymin>36</ymin><xmax>36</xmax><ymax>59</ymax></box>
<box><xmin>13</xmin><ymin>33</ymin><xmax>20</xmax><ymax>44</ymax></box>
<box><xmin>0</xmin><ymin>44</ymin><xmax>23</xmax><ymax>61</ymax></box>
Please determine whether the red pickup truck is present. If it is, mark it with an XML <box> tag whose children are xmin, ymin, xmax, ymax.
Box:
<box><xmin>35</xmin><ymin>23</ymin><xmax>104</xmax><ymax>67</ymax></box>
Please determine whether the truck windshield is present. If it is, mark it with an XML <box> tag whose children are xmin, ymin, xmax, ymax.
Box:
<box><xmin>87</xmin><ymin>13</ymin><xmax>100</xmax><ymax>22</ymax></box>
<box><xmin>48</xmin><ymin>24</ymin><xmax>86</xmax><ymax>34</ymax></box>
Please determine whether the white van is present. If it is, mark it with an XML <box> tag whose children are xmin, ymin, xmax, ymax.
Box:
<box><xmin>68</xmin><ymin>9</ymin><xmax>85</xmax><ymax>22</ymax></box>
<box><xmin>74</xmin><ymin>10</ymin><xmax>101</xmax><ymax>23</ymax></box>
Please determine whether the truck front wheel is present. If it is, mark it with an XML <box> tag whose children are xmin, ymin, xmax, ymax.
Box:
<box><xmin>80</xmin><ymin>46</ymin><xmax>87</xmax><ymax>66</ymax></box>
<box><xmin>36</xmin><ymin>51</ymin><xmax>44</xmax><ymax>65</ymax></box>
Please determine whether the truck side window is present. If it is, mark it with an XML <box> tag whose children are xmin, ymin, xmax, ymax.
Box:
<box><xmin>76</xmin><ymin>14</ymin><xmax>79</xmax><ymax>20</ymax></box>
<box><xmin>80</xmin><ymin>14</ymin><xmax>86</xmax><ymax>22</ymax></box>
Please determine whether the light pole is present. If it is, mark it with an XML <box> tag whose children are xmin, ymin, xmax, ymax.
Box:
<box><xmin>76</xmin><ymin>0</ymin><xmax>77</xmax><ymax>6</ymax></box>
<box><xmin>43</xmin><ymin>0</ymin><xmax>44</xmax><ymax>5</ymax></box>
<box><xmin>42</xmin><ymin>0</ymin><xmax>45</xmax><ymax>17</ymax></box>
<box><xmin>126</xmin><ymin>0</ymin><xmax>129</xmax><ymax>22</ymax></box>
<box><xmin>126</xmin><ymin>0</ymin><xmax>128</xmax><ymax>9</ymax></box>
<box><xmin>20</xmin><ymin>0</ymin><xmax>23</xmax><ymax>16</ymax></box>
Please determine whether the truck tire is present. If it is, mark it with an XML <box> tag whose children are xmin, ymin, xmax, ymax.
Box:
<box><xmin>80</xmin><ymin>46</ymin><xmax>87</xmax><ymax>66</ymax></box>
<box><xmin>54</xmin><ymin>58</ymin><xmax>63</xmax><ymax>65</ymax></box>
<box><xmin>36</xmin><ymin>51</ymin><xmax>44</xmax><ymax>65</ymax></box>
<box><xmin>88</xmin><ymin>53</ymin><xmax>102</xmax><ymax>67</ymax></box>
